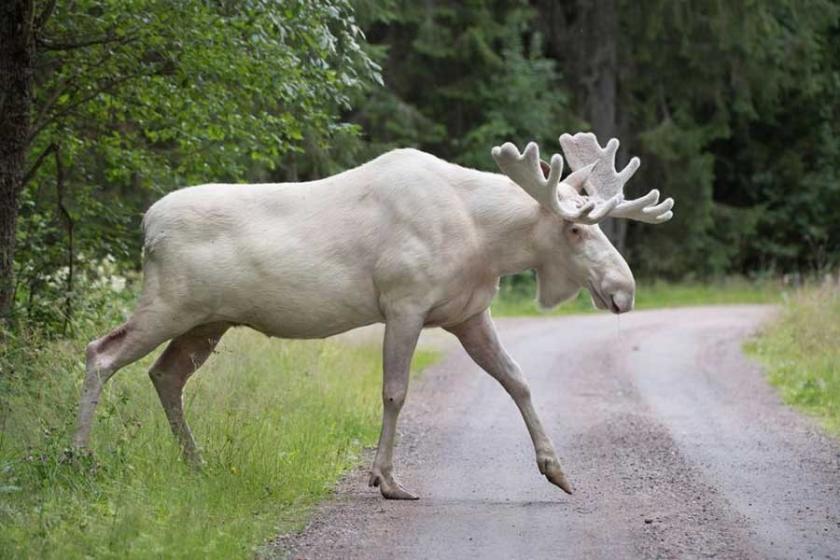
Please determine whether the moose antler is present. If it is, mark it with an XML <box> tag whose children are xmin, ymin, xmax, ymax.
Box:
<box><xmin>491</xmin><ymin>142</ymin><xmax>618</xmax><ymax>224</ymax></box>
<box><xmin>559</xmin><ymin>132</ymin><xmax>674</xmax><ymax>224</ymax></box>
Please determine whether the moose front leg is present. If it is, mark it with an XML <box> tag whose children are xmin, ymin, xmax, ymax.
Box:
<box><xmin>447</xmin><ymin>310</ymin><xmax>573</xmax><ymax>494</ymax></box>
<box><xmin>369</xmin><ymin>314</ymin><xmax>423</xmax><ymax>500</ymax></box>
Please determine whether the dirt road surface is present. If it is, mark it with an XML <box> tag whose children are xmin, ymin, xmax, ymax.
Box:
<box><xmin>272</xmin><ymin>306</ymin><xmax>840</xmax><ymax>559</ymax></box>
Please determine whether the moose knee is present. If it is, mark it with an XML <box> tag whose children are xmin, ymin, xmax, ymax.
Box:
<box><xmin>382</xmin><ymin>387</ymin><xmax>407</xmax><ymax>409</ymax></box>
<box><xmin>85</xmin><ymin>340</ymin><xmax>109</xmax><ymax>375</ymax></box>
<box><xmin>85</xmin><ymin>323</ymin><xmax>133</xmax><ymax>375</ymax></box>
<box><xmin>84</xmin><ymin>343</ymin><xmax>117</xmax><ymax>387</ymax></box>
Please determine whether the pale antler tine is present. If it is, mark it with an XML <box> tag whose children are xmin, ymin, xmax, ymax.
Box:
<box><xmin>571</xmin><ymin>206</ymin><xmax>605</xmax><ymax>225</ymax></box>
<box><xmin>493</xmin><ymin>142</ymin><xmax>519</xmax><ymax>162</ymax></box>
<box><xmin>619</xmin><ymin>189</ymin><xmax>660</xmax><ymax>212</ymax></box>
<box><xmin>524</xmin><ymin>142</ymin><xmax>540</xmax><ymax>164</ymax></box>
<box><xmin>587</xmin><ymin>195</ymin><xmax>621</xmax><ymax>221</ymax></box>
<box><xmin>546</xmin><ymin>153</ymin><xmax>563</xmax><ymax>187</ymax></box>
<box><xmin>492</xmin><ymin>140</ymin><xmax>567</xmax><ymax>212</ymax></box>
<box><xmin>617</xmin><ymin>156</ymin><xmax>640</xmax><ymax>185</ymax></box>
<box><xmin>524</xmin><ymin>142</ymin><xmax>551</xmax><ymax>186</ymax></box>
<box><xmin>641</xmin><ymin>197</ymin><xmax>674</xmax><ymax>216</ymax></box>
<box><xmin>555</xmin><ymin>197</ymin><xmax>594</xmax><ymax>221</ymax></box>
<box><xmin>604</xmin><ymin>138</ymin><xmax>619</xmax><ymax>162</ymax></box>
<box><xmin>655</xmin><ymin>210</ymin><xmax>674</xmax><ymax>223</ymax></box>
<box><xmin>579</xmin><ymin>198</ymin><xmax>596</xmax><ymax>213</ymax></box>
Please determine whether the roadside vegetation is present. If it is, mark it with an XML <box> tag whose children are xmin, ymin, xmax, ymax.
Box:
<box><xmin>0</xmin><ymin>296</ymin><xmax>437</xmax><ymax>559</ymax></box>
<box><xmin>0</xmin><ymin>269</ymin><xmax>783</xmax><ymax>559</ymax></box>
<box><xmin>492</xmin><ymin>276</ymin><xmax>783</xmax><ymax>317</ymax></box>
<box><xmin>747</xmin><ymin>284</ymin><xmax>840</xmax><ymax>434</ymax></box>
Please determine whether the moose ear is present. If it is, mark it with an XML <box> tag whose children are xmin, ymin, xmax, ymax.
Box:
<box><xmin>539</xmin><ymin>159</ymin><xmax>552</xmax><ymax>179</ymax></box>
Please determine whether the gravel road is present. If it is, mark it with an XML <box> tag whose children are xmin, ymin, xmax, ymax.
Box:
<box><xmin>272</xmin><ymin>306</ymin><xmax>840</xmax><ymax>559</ymax></box>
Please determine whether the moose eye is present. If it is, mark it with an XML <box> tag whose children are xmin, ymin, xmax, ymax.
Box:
<box><xmin>570</xmin><ymin>226</ymin><xmax>581</xmax><ymax>236</ymax></box>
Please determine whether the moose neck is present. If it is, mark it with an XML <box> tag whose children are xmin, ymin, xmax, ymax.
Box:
<box><xmin>473</xmin><ymin>174</ymin><xmax>548</xmax><ymax>278</ymax></box>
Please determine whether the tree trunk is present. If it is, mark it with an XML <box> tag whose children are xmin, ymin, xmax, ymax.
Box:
<box><xmin>533</xmin><ymin>0</ymin><xmax>627</xmax><ymax>253</ymax></box>
<box><xmin>0</xmin><ymin>0</ymin><xmax>34</xmax><ymax>326</ymax></box>
<box><xmin>575</xmin><ymin>0</ymin><xmax>626</xmax><ymax>252</ymax></box>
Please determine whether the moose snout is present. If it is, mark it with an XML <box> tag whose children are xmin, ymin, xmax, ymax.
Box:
<box><xmin>590</xmin><ymin>276</ymin><xmax>635</xmax><ymax>314</ymax></box>
<box><xmin>608</xmin><ymin>290</ymin><xmax>634</xmax><ymax>314</ymax></box>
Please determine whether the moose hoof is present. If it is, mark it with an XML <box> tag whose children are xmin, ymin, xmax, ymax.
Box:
<box><xmin>539</xmin><ymin>457</ymin><xmax>573</xmax><ymax>495</ymax></box>
<box><xmin>368</xmin><ymin>472</ymin><xmax>419</xmax><ymax>500</ymax></box>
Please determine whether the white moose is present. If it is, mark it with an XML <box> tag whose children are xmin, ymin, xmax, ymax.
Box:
<box><xmin>74</xmin><ymin>132</ymin><xmax>673</xmax><ymax>499</ymax></box>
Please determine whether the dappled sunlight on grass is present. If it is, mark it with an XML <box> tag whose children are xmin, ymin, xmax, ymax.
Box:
<box><xmin>0</xmin><ymin>327</ymin><xmax>437</xmax><ymax>559</ymax></box>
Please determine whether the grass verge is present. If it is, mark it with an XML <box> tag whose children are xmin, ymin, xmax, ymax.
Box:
<box><xmin>0</xmin><ymin>327</ymin><xmax>437</xmax><ymax>559</ymax></box>
<box><xmin>492</xmin><ymin>277</ymin><xmax>783</xmax><ymax>316</ymax></box>
<box><xmin>746</xmin><ymin>285</ymin><xmax>840</xmax><ymax>434</ymax></box>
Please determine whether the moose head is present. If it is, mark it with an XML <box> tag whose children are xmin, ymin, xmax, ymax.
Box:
<box><xmin>492</xmin><ymin>132</ymin><xmax>674</xmax><ymax>313</ymax></box>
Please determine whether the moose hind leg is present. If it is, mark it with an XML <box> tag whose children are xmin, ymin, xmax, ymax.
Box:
<box><xmin>74</xmin><ymin>306</ymin><xmax>190</xmax><ymax>448</ymax></box>
<box><xmin>369</xmin><ymin>315</ymin><xmax>423</xmax><ymax>500</ymax></box>
<box><xmin>148</xmin><ymin>323</ymin><xmax>229</xmax><ymax>466</ymax></box>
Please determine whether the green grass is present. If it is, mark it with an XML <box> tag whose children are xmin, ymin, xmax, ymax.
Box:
<box><xmin>0</xmin><ymin>327</ymin><xmax>437</xmax><ymax>559</ymax></box>
<box><xmin>746</xmin><ymin>285</ymin><xmax>840</xmax><ymax>434</ymax></box>
<box><xmin>491</xmin><ymin>277</ymin><xmax>783</xmax><ymax>316</ymax></box>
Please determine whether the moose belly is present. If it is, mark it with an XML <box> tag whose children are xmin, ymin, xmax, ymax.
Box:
<box><xmin>208</xmin><ymin>275</ymin><xmax>384</xmax><ymax>339</ymax></box>
<box><xmin>241</xmin><ymin>307</ymin><xmax>381</xmax><ymax>339</ymax></box>
<box><xmin>159</xmin><ymin>246</ymin><xmax>383</xmax><ymax>339</ymax></box>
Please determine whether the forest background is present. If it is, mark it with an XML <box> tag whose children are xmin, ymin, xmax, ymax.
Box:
<box><xmin>2</xmin><ymin>0</ymin><xmax>838</xmax><ymax>334</ymax></box>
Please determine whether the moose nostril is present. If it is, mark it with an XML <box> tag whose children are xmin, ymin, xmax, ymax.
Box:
<box><xmin>610</xmin><ymin>293</ymin><xmax>633</xmax><ymax>314</ymax></box>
